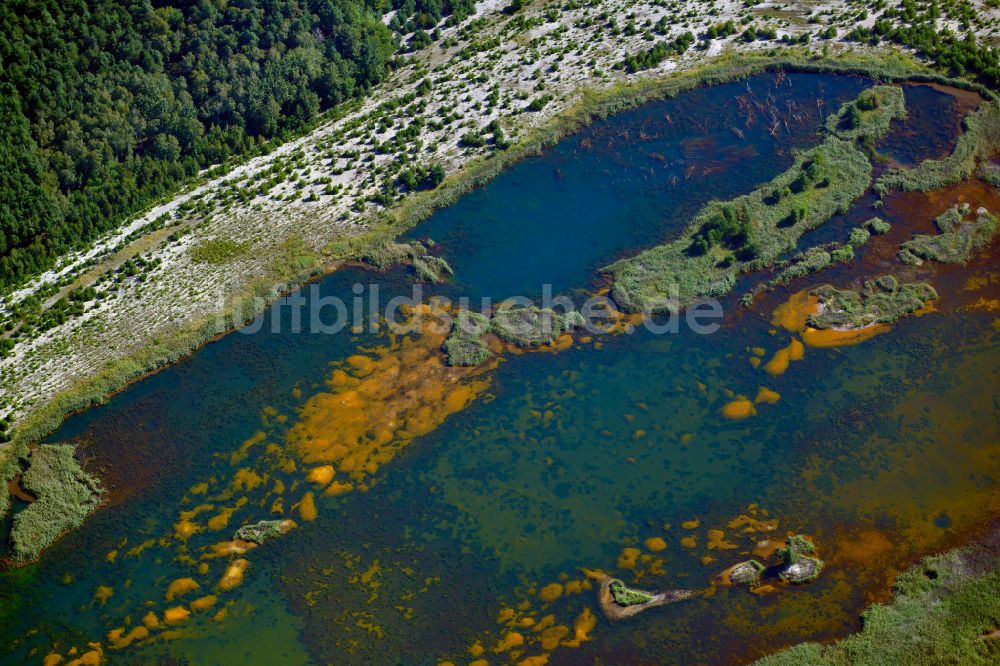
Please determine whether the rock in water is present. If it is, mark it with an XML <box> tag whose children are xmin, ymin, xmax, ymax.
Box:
<box><xmin>779</xmin><ymin>556</ymin><xmax>823</xmax><ymax>583</ymax></box>
<box><xmin>726</xmin><ymin>560</ymin><xmax>766</xmax><ymax>586</ymax></box>
<box><xmin>595</xmin><ymin>574</ymin><xmax>694</xmax><ymax>622</ymax></box>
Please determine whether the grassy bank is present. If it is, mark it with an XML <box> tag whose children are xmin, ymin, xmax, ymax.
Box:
<box><xmin>0</xmin><ymin>49</ymin><xmax>984</xmax><ymax>535</ymax></box>
<box><xmin>753</xmin><ymin>530</ymin><xmax>1000</xmax><ymax>665</ymax></box>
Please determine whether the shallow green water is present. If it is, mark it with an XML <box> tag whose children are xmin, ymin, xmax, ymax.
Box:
<box><xmin>1</xmin><ymin>73</ymin><xmax>997</xmax><ymax>666</ymax></box>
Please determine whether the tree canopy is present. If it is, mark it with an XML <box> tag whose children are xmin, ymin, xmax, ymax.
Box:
<box><xmin>0</xmin><ymin>0</ymin><xmax>399</xmax><ymax>292</ymax></box>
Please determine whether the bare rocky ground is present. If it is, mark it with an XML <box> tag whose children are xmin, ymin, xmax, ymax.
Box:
<box><xmin>1</xmin><ymin>0</ymin><xmax>998</xmax><ymax>431</ymax></box>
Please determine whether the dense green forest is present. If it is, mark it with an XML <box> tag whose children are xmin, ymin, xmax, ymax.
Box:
<box><xmin>0</xmin><ymin>0</ymin><xmax>403</xmax><ymax>293</ymax></box>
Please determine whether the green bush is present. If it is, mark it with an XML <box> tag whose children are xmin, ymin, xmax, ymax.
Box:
<box><xmin>899</xmin><ymin>206</ymin><xmax>998</xmax><ymax>264</ymax></box>
<box><xmin>189</xmin><ymin>238</ymin><xmax>249</xmax><ymax>265</ymax></box>
<box><xmin>849</xmin><ymin>227</ymin><xmax>872</xmax><ymax>247</ymax></box>
<box><xmin>865</xmin><ymin>217</ymin><xmax>891</xmax><ymax>234</ymax></box>
<box><xmin>831</xmin><ymin>245</ymin><xmax>855</xmax><ymax>262</ymax></box>
<box><xmin>443</xmin><ymin>310</ymin><xmax>493</xmax><ymax>367</ymax></box>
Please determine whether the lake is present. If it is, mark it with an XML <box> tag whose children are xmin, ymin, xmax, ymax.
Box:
<box><xmin>1</xmin><ymin>72</ymin><xmax>998</xmax><ymax>666</ymax></box>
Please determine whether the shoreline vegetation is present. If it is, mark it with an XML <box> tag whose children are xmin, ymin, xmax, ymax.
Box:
<box><xmin>0</xmin><ymin>53</ymin><xmax>996</xmax><ymax>577</ymax></box>
<box><xmin>752</xmin><ymin>527</ymin><xmax>1000</xmax><ymax>666</ymax></box>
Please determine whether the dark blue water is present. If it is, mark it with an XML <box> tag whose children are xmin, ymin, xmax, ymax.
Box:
<box><xmin>408</xmin><ymin>74</ymin><xmax>870</xmax><ymax>300</ymax></box>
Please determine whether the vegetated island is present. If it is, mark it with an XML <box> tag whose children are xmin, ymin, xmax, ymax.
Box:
<box><xmin>606</xmin><ymin>85</ymin><xmax>905</xmax><ymax>313</ymax></box>
<box><xmin>5</xmin><ymin>444</ymin><xmax>102</xmax><ymax>564</ymax></box>
<box><xmin>899</xmin><ymin>203</ymin><xmax>999</xmax><ymax>265</ymax></box>
<box><xmin>443</xmin><ymin>306</ymin><xmax>584</xmax><ymax>366</ymax></box>
<box><xmin>809</xmin><ymin>275</ymin><xmax>938</xmax><ymax>330</ymax></box>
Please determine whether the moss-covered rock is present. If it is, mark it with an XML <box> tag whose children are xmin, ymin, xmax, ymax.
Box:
<box><xmin>595</xmin><ymin>573</ymin><xmax>694</xmax><ymax>622</ymax></box>
<box><xmin>8</xmin><ymin>444</ymin><xmax>102</xmax><ymax>563</ymax></box>
<box><xmin>728</xmin><ymin>559</ymin><xmax>766</xmax><ymax>586</ymax></box>
<box><xmin>809</xmin><ymin>275</ymin><xmax>938</xmax><ymax>330</ymax></box>
<box><xmin>779</xmin><ymin>556</ymin><xmax>824</xmax><ymax>583</ymax></box>
<box><xmin>233</xmin><ymin>519</ymin><xmax>296</xmax><ymax>545</ymax></box>
<box><xmin>775</xmin><ymin>535</ymin><xmax>824</xmax><ymax>583</ymax></box>
<box><xmin>609</xmin><ymin>579</ymin><xmax>655</xmax><ymax>606</ymax></box>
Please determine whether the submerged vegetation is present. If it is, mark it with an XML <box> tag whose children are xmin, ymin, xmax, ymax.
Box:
<box><xmin>607</xmin><ymin>86</ymin><xmax>903</xmax><ymax>313</ymax></box>
<box><xmin>8</xmin><ymin>444</ymin><xmax>101</xmax><ymax>563</ymax></box>
<box><xmin>899</xmin><ymin>204</ymin><xmax>999</xmax><ymax>264</ymax></box>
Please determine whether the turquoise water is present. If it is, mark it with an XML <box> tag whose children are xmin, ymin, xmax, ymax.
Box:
<box><xmin>1</xmin><ymin>74</ymin><xmax>997</xmax><ymax>666</ymax></box>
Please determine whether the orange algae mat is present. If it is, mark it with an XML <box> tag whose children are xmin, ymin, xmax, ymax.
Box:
<box><xmin>286</xmin><ymin>305</ymin><xmax>496</xmax><ymax>494</ymax></box>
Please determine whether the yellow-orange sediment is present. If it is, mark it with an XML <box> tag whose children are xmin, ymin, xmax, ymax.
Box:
<box><xmin>285</xmin><ymin>309</ymin><xmax>496</xmax><ymax>494</ymax></box>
